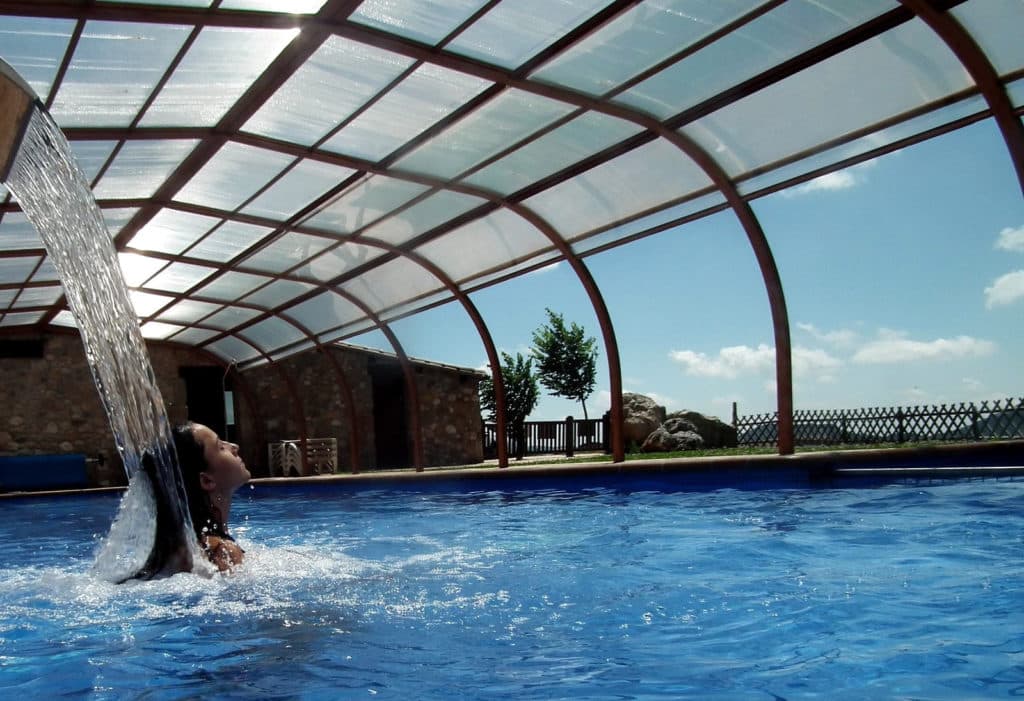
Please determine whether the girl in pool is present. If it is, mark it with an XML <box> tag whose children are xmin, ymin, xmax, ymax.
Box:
<box><xmin>172</xmin><ymin>422</ymin><xmax>250</xmax><ymax>571</ymax></box>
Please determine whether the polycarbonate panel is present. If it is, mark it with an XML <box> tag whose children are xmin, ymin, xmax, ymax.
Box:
<box><xmin>242</xmin><ymin>233</ymin><xmax>333</xmax><ymax>273</ymax></box>
<box><xmin>51</xmin><ymin>310</ymin><xmax>78</xmax><ymax>328</ymax></box>
<box><xmin>118</xmin><ymin>252</ymin><xmax>166</xmax><ymax>287</ymax></box>
<box><xmin>177</xmin><ymin>142</ymin><xmax>295</xmax><ymax>211</ymax></box>
<box><xmin>268</xmin><ymin>339</ymin><xmax>315</xmax><ymax>363</ymax></box>
<box><xmin>0</xmin><ymin>312</ymin><xmax>43</xmax><ymax>327</ymax></box>
<box><xmin>1010</xmin><ymin>79</ymin><xmax>1024</xmax><ymax>108</ymax></box>
<box><xmin>954</xmin><ymin>1</ymin><xmax>1024</xmax><ymax>76</ymax></box>
<box><xmin>69</xmin><ymin>141</ymin><xmax>118</xmax><ymax>184</ymax></box>
<box><xmin>293</xmin><ymin>243</ymin><xmax>383</xmax><ymax>283</ymax></box>
<box><xmin>0</xmin><ymin>16</ymin><xmax>75</xmax><ymax>102</ymax></box>
<box><xmin>170</xmin><ymin>326</ymin><xmax>220</xmax><ymax>345</ymax></box>
<box><xmin>464</xmin><ymin>112</ymin><xmax>644</xmax><ymax>194</ymax></box>
<box><xmin>460</xmin><ymin>253</ymin><xmax>563</xmax><ymax>293</ymax></box>
<box><xmin>681</xmin><ymin>19</ymin><xmax>971</xmax><ymax>177</ymax></box>
<box><xmin>92</xmin><ymin>140</ymin><xmax>200</xmax><ymax>199</ymax></box>
<box><xmin>285</xmin><ymin>291</ymin><xmax>363</xmax><ymax>333</ymax></box>
<box><xmin>349</xmin><ymin>0</ymin><xmax>489</xmax><ymax>46</ymax></box>
<box><xmin>204</xmin><ymin>336</ymin><xmax>262</xmax><ymax>363</ymax></box>
<box><xmin>416</xmin><ymin>209</ymin><xmax>553</xmax><ymax>283</ymax></box>
<box><xmin>0</xmin><ymin>256</ymin><xmax>40</xmax><ymax>284</ymax></box>
<box><xmin>244</xmin><ymin>37</ymin><xmax>416</xmax><ymax>146</ymax></box>
<box><xmin>533</xmin><ymin>0</ymin><xmax>764</xmax><ymax>96</ymax></box>
<box><xmin>376</xmin><ymin>288</ymin><xmax>453</xmax><ymax>324</ymax></box>
<box><xmin>525</xmin><ymin>139</ymin><xmax>713</xmax><ymax>237</ymax></box>
<box><xmin>361</xmin><ymin>190</ymin><xmax>486</xmax><ymax>246</ymax></box>
<box><xmin>102</xmin><ymin>208</ymin><xmax>140</xmax><ymax>238</ymax></box>
<box><xmin>449</xmin><ymin>0</ymin><xmax>612</xmax><ymax>69</ymax></box>
<box><xmin>50</xmin><ymin>22</ymin><xmax>190</xmax><ymax>127</ymax></box>
<box><xmin>616</xmin><ymin>0</ymin><xmax>895</xmax><ymax>119</ymax></box>
<box><xmin>140</xmin><ymin>321</ymin><xmax>185</xmax><ymax>340</ymax></box>
<box><xmin>305</xmin><ymin>176</ymin><xmax>430</xmax><ymax>234</ymax></box>
<box><xmin>340</xmin><ymin>256</ymin><xmax>446</xmax><ymax>314</ymax></box>
<box><xmin>187</xmin><ymin>221</ymin><xmax>272</xmax><ymax>262</ymax></box>
<box><xmin>241</xmin><ymin>159</ymin><xmax>355</xmax><ymax>220</ymax></box>
<box><xmin>0</xmin><ymin>213</ymin><xmax>42</xmax><ymax>251</ymax></box>
<box><xmin>129</xmin><ymin>290</ymin><xmax>175</xmax><ymax>317</ymax></box>
<box><xmin>142</xmin><ymin>27</ymin><xmax>298</xmax><ymax>127</ymax></box>
<box><xmin>0</xmin><ymin>289</ymin><xmax>16</xmax><ymax>308</ymax></box>
<box><xmin>242</xmin><ymin>279</ymin><xmax>316</xmax><ymax>308</ymax></box>
<box><xmin>239</xmin><ymin>316</ymin><xmax>306</xmax><ymax>350</ymax></box>
<box><xmin>221</xmin><ymin>0</ymin><xmax>326</xmax><ymax>11</ymax></box>
<box><xmin>395</xmin><ymin>89</ymin><xmax>576</xmax><ymax>179</ymax></box>
<box><xmin>158</xmin><ymin>298</ymin><xmax>222</xmax><ymax>324</ymax></box>
<box><xmin>31</xmin><ymin>258</ymin><xmax>60</xmax><ymax>283</ymax></box>
<box><xmin>145</xmin><ymin>262</ymin><xmax>218</xmax><ymax>293</ymax></box>
<box><xmin>13</xmin><ymin>285</ymin><xmax>64</xmax><ymax>307</ymax></box>
<box><xmin>127</xmin><ymin>209</ymin><xmax>220</xmax><ymax>255</ymax></box>
<box><xmin>197</xmin><ymin>271</ymin><xmax>272</xmax><ymax>301</ymax></box>
<box><xmin>203</xmin><ymin>306</ymin><xmax>262</xmax><ymax>330</ymax></box>
<box><xmin>322</xmin><ymin>64</ymin><xmax>492</xmax><ymax>162</ymax></box>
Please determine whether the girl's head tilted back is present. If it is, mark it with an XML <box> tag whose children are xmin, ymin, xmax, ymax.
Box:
<box><xmin>172</xmin><ymin>422</ymin><xmax>250</xmax><ymax>540</ymax></box>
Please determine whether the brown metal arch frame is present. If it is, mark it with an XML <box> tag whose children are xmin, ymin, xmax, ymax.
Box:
<box><xmin>897</xmin><ymin>0</ymin><xmax>1024</xmax><ymax>196</ymax></box>
<box><xmin>270</xmin><ymin>359</ymin><xmax>310</xmax><ymax>476</ymax></box>
<box><xmin>315</xmin><ymin>343</ymin><xmax>362</xmax><ymax>474</ymax></box>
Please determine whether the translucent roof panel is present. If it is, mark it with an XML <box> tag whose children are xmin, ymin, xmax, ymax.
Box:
<box><xmin>170</xmin><ymin>327</ymin><xmax>221</xmax><ymax>346</ymax></box>
<box><xmin>241</xmin><ymin>233</ymin><xmax>334</xmax><ymax>274</ymax></box>
<box><xmin>0</xmin><ymin>312</ymin><xmax>44</xmax><ymax>327</ymax></box>
<box><xmin>0</xmin><ymin>256</ymin><xmax>41</xmax><ymax>285</ymax></box>
<box><xmin>69</xmin><ymin>141</ymin><xmax>119</xmax><ymax>184</ymax></box>
<box><xmin>129</xmin><ymin>290</ymin><xmax>176</xmax><ymax>317</ymax></box>
<box><xmin>30</xmin><ymin>259</ymin><xmax>61</xmax><ymax>283</ymax></box>
<box><xmin>238</xmin><ymin>316</ymin><xmax>307</xmax><ymax>351</ymax></box>
<box><xmin>241</xmin><ymin>159</ymin><xmax>356</xmax><ymax>220</ymax></box>
<box><xmin>187</xmin><ymin>221</ymin><xmax>273</xmax><ymax>262</ymax></box>
<box><xmin>285</xmin><ymin>291</ymin><xmax>364</xmax><ymax>334</ymax></box>
<box><xmin>202</xmin><ymin>306</ymin><xmax>263</xmax><ymax>330</ymax></box>
<box><xmin>0</xmin><ymin>290</ymin><xmax>16</xmax><ymax>308</ymax></box>
<box><xmin>141</xmin><ymin>27</ymin><xmax>299</xmax><ymax>127</ymax></box>
<box><xmin>176</xmin><ymin>142</ymin><xmax>295</xmax><ymax>211</ymax></box>
<box><xmin>395</xmin><ymin>89</ymin><xmax>576</xmax><ymax>180</ymax></box>
<box><xmin>0</xmin><ymin>213</ymin><xmax>42</xmax><ymax>251</ymax></box>
<box><xmin>0</xmin><ymin>15</ymin><xmax>75</xmax><ymax>102</ymax></box>
<box><xmin>144</xmin><ymin>262</ymin><xmax>219</xmax><ymax>294</ymax></box>
<box><xmin>127</xmin><ymin>209</ymin><xmax>220</xmax><ymax>255</ymax></box>
<box><xmin>952</xmin><ymin>0</ymin><xmax>1024</xmax><ymax>76</ymax></box>
<box><xmin>293</xmin><ymin>243</ymin><xmax>384</xmax><ymax>283</ymax></box>
<box><xmin>157</xmin><ymin>299</ymin><xmax>223</xmax><ymax>325</ymax></box>
<box><xmin>416</xmin><ymin>209</ymin><xmax>553</xmax><ymax>283</ymax></box>
<box><xmin>140</xmin><ymin>321</ymin><xmax>185</xmax><ymax>340</ymax></box>
<box><xmin>204</xmin><ymin>336</ymin><xmax>262</xmax><ymax>363</ymax></box>
<box><xmin>322</xmin><ymin>64</ymin><xmax>492</xmax><ymax>162</ymax></box>
<box><xmin>49</xmin><ymin>22</ymin><xmax>191</xmax><ymax>127</ymax></box>
<box><xmin>615</xmin><ymin>0</ymin><xmax>896</xmax><ymax>119</ymax></box>
<box><xmin>360</xmin><ymin>190</ymin><xmax>487</xmax><ymax>247</ymax></box>
<box><xmin>241</xmin><ymin>279</ymin><xmax>317</xmax><ymax>309</ymax></box>
<box><xmin>339</xmin><ymin>256</ymin><xmax>447</xmax><ymax>314</ymax></box>
<box><xmin>221</xmin><ymin>0</ymin><xmax>327</xmax><ymax>11</ymax></box>
<box><xmin>304</xmin><ymin>176</ymin><xmax>430</xmax><ymax>235</ymax></box>
<box><xmin>349</xmin><ymin>0</ymin><xmax>491</xmax><ymax>46</ymax></box>
<box><xmin>244</xmin><ymin>37</ymin><xmax>417</xmax><ymax>146</ymax></box>
<box><xmin>532</xmin><ymin>0</ymin><xmax>765</xmax><ymax>96</ymax></box>
<box><xmin>12</xmin><ymin>285</ymin><xmax>63</xmax><ymax>308</ymax></box>
<box><xmin>92</xmin><ymin>140</ymin><xmax>201</xmax><ymax>200</ymax></box>
<box><xmin>447</xmin><ymin>0</ymin><xmax>614</xmax><ymax>70</ymax></box>
<box><xmin>196</xmin><ymin>271</ymin><xmax>273</xmax><ymax>302</ymax></box>
<box><xmin>102</xmin><ymin>209</ymin><xmax>141</xmax><ymax>238</ymax></box>
<box><xmin>681</xmin><ymin>19</ymin><xmax>971</xmax><ymax>177</ymax></box>
<box><xmin>118</xmin><ymin>253</ymin><xmax>167</xmax><ymax>287</ymax></box>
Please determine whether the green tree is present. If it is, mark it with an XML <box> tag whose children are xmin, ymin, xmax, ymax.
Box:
<box><xmin>478</xmin><ymin>351</ymin><xmax>540</xmax><ymax>460</ymax></box>
<box><xmin>531</xmin><ymin>308</ymin><xmax>598</xmax><ymax>420</ymax></box>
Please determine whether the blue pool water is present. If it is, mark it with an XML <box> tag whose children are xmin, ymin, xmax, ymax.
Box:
<box><xmin>0</xmin><ymin>477</ymin><xmax>1021</xmax><ymax>699</ymax></box>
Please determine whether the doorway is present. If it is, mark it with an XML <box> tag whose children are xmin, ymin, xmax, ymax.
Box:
<box><xmin>369</xmin><ymin>359</ymin><xmax>410</xmax><ymax>469</ymax></box>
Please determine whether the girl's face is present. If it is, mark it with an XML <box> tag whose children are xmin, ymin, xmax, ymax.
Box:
<box><xmin>192</xmin><ymin>424</ymin><xmax>250</xmax><ymax>491</ymax></box>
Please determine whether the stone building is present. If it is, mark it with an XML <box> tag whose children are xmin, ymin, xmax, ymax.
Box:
<box><xmin>0</xmin><ymin>332</ymin><xmax>486</xmax><ymax>488</ymax></box>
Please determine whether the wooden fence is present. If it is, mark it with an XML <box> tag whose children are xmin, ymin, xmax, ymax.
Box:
<box><xmin>483</xmin><ymin>415</ymin><xmax>608</xmax><ymax>459</ymax></box>
<box><xmin>735</xmin><ymin>397</ymin><xmax>1024</xmax><ymax>446</ymax></box>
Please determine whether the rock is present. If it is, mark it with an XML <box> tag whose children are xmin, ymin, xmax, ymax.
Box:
<box><xmin>666</xmin><ymin>410</ymin><xmax>737</xmax><ymax>448</ymax></box>
<box><xmin>622</xmin><ymin>393</ymin><xmax>666</xmax><ymax>445</ymax></box>
<box><xmin>642</xmin><ymin>426</ymin><xmax>704</xmax><ymax>452</ymax></box>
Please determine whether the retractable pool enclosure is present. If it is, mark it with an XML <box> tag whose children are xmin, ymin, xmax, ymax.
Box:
<box><xmin>0</xmin><ymin>1</ymin><xmax>1022</xmax><ymax>466</ymax></box>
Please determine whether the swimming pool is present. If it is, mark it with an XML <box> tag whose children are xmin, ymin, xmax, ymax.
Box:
<box><xmin>1</xmin><ymin>477</ymin><xmax>1021</xmax><ymax>699</ymax></box>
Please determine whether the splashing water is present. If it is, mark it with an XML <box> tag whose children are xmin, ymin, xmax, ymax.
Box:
<box><xmin>4</xmin><ymin>105</ymin><xmax>204</xmax><ymax>580</ymax></box>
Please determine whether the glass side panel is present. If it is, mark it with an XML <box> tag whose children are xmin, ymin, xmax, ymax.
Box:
<box><xmin>127</xmin><ymin>208</ymin><xmax>220</xmax><ymax>255</ymax></box>
<box><xmin>361</xmin><ymin>190</ymin><xmax>486</xmax><ymax>246</ymax></box>
<box><xmin>102</xmin><ymin>208</ymin><xmax>140</xmax><ymax>238</ymax></box>
<box><xmin>176</xmin><ymin>142</ymin><xmax>295</xmax><ymax>211</ymax></box>
<box><xmin>196</xmin><ymin>271</ymin><xmax>273</xmax><ymax>302</ymax></box>
<box><xmin>292</xmin><ymin>243</ymin><xmax>383</xmax><ymax>283</ymax></box>
<box><xmin>339</xmin><ymin>256</ymin><xmax>445</xmax><ymax>314</ymax></box>
<box><xmin>69</xmin><ymin>141</ymin><xmax>118</xmax><ymax>184</ymax></box>
<box><xmin>221</xmin><ymin>0</ymin><xmax>327</xmax><ymax>11</ymax></box>
<box><xmin>464</xmin><ymin>112</ymin><xmax>644</xmax><ymax>194</ymax></box>
<box><xmin>322</xmin><ymin>64</ymin><xmax>492</xmax><ymax>162</ymax></box>
<box><xmin>204</xmin><ymin>336</ymin><xmax>262</xmax><ymax>363</ymax></box>
<box><xmin>142</xmin><ymin>26</ymin><xmax>298</xmax><ymax>127</ymax></box>
<box><xmin>238</xmin><ymin>316</ymin><xmax>306</xmax><ymax>350</ymax></box>
<box><xmin>416</xmin><ymin>209</ymin><xmax>552</xmax><ymax>283</ymax></box>
<box><xmin>0</xmin><ymin>312</ymin><xmax>44</xmax><ymax>327</ymax></box>
<box><xmin>616</xmin><ymin>0</ymin><xmax>896</xmax><ymax>119</ymax></box>
<box><xmin>241</xmin><ymin>159</ymin><xmax>355</xmax><ymax>220</ymax></box>
<box><xmin>525</xmin><ymin>139</ymin><xmax>713</xmax><ymax>237</ymax></box>
<box><xmin>305</xmin><ymin>176</ymin><xmax>430</xmax><ymax>235</ymax></box>
<box><xmin>395</xmin><ymin>89</ymin><xmax>576</xmax><ymax>179</ymax></box>
<box><xmin>680</xmin><ymin>19</ymin><xmax>972</xmax><ymax>177</ymax></box>
<box><xmin>92</xmin><ymin>140</ymin><xmax>200</xmax><ymax>199</ymax></box>
<box><xmin>284</xmin><ymin>291</ymin><xmax>363</xmax><ymax>333</ymax></box>
<box><xmin>30</xmin><ymin>258</ymin><xmax>60</xmax><ymax>283</ymax></box>
<box><xmin>533</xmin><ymin>0</ymin><xmax>764</xmax><ymax>96</ymax></box>
<box><xmin>0</xmin><ymin>16</ymin><xmax>75</xmax><ymax>102</ymax></box>
<box><xmin>244</xmin><ymin>36</ymin><xmax>416</xmax><ymax>146</ymax></box>
<box><xmin>0</xmin><ymin>213</ymin><xmax>42</xmax><ymax>251</ymax></box>
<box><xmin>169</xmin><ymin>326</ymin><xmax>220</xmax><ymax>345</ymax></box>
<box><xmin>158</xmin><ymin>298</ymin><xmax>223</xmax><ymax>324</ymax></box>
<box><xmin>241</xmin><ymin>232</ymin><xmax>334</xmax><ymax>273</ymax></box>
<box><xmin>11</xmin><ymin>285</ymin><xmax>63</xmax><ymax>307</ymax></box>
<box><xmin>118</xmin><ymin>253</ymin><xmax>166</xmax><ymax>287</ymax></box>
<box><xmin>144</xmin><ymin>261</ymin><xmax>218</xmax><ymax>293</ymax></box>
<box><xmin>51</xmin><ymin>310</ymin><xmax>79</xmax><ymax>328</ymax></box>
<box><xmin>953</xmin><ymin>0</ymin><xmax>1024</xmax><ymax>76</ymax></box>
<box><xmin>0</xmin><ymin>256</ymin><xmax>41</xmax><ymax>284</ymax></box>
<box><xmin>50</xmin><ymin>21</ymin><xmax>191</xmax><ymax>127</ymax></box>
<box><xmin>188</xmin><ymin>220</ymin><xmax>273</xmax><ymax>262</ymax></box>
<box><xmin>350</xmin><ymin>0</ymin><xmax>490</xmax><ymax>46</ymax></box>
<box><xmin>241</xmin><ymin>279</ymin><xmax>316</xmax><ymax>308</ymax></box>
<box><xmin>129</xmin><ymin>290</ymin><xmax>176</xmax><ymax>317</ymax></box>
<box><xmin>140</xmin><ymin>321</ymin><xmax>185</xmax><ymax>340</ymax></box>
<box><xmin>448</xmin><ymin>0</ymin><xmax>613</xmax><ymax>70</ymax></box>
<box><xmin>202</xmin><ymin>305</ymin><xmax>263</xmax><ymax>330</ymax></box>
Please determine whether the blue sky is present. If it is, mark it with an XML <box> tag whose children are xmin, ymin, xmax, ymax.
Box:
<box><xmin>352</xmin><ymin>118</ymin><xmax>1024</xmax><ymax>422</ymax></box>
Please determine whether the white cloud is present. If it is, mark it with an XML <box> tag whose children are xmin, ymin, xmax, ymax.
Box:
<box><xmin>984</xmin><ymin>270</ymin><xmax>1024</xmax><ymax>308</ymax></box>
<box><xmin>995</xmin><ymin>225</ymin><xmax>1024</xmax><ymax>253</ymax></box>
<box><xmin>781</xmin><ymin>160</ymin><xmax>877</xmax><ymax>198</ymax></box>
<box><xmin>796</xmin><ymin>322</ymin><xmax>858</xmax><ymax>347</ymax></box>
<box><xmin>852</xmin><ymin>332</ymin><xmax>996</xmax><ymax>364</ymax></box>
<box><xmin>527</xmin><ymin>261</ymin><xmax>562</xmax><ymax>276</ymax></box>
<box><xmin>669</xmin><ymin>343</ymin><xmax>840</xmax><ymax>382</ymax></box>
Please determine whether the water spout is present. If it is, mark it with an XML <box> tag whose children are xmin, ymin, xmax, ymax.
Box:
<box><xmin>0</xmin><ymin>57</ymin><xmax>38</xmax><ymax>182</ymax></box>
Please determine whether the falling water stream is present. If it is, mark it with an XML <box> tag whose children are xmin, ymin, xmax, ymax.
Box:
<box><xmin>4</xmin><ymin>102</ymin><xmax>204</xmax><ymax>580</ymax></box>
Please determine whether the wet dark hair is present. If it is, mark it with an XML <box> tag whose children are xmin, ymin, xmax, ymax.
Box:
<box><xmin>172</xmin><ymin>422</ymin><xmax>228</xmax><ymax>540</ymax></box>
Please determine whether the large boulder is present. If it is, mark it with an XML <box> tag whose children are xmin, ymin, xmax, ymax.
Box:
<box><xmin>666</xmin><ymin>410</ymin><xmax>737</xmax><ymax>448</ymax></box>
<box><xmin>642</xmin><ymin>417</ymin><xmax>705</xmax><ymax>452</ymax></box>
<box><xmin>622</xmin><ymin>393</ymin><xmax>666</xmax><ymax>445</ymax></box>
